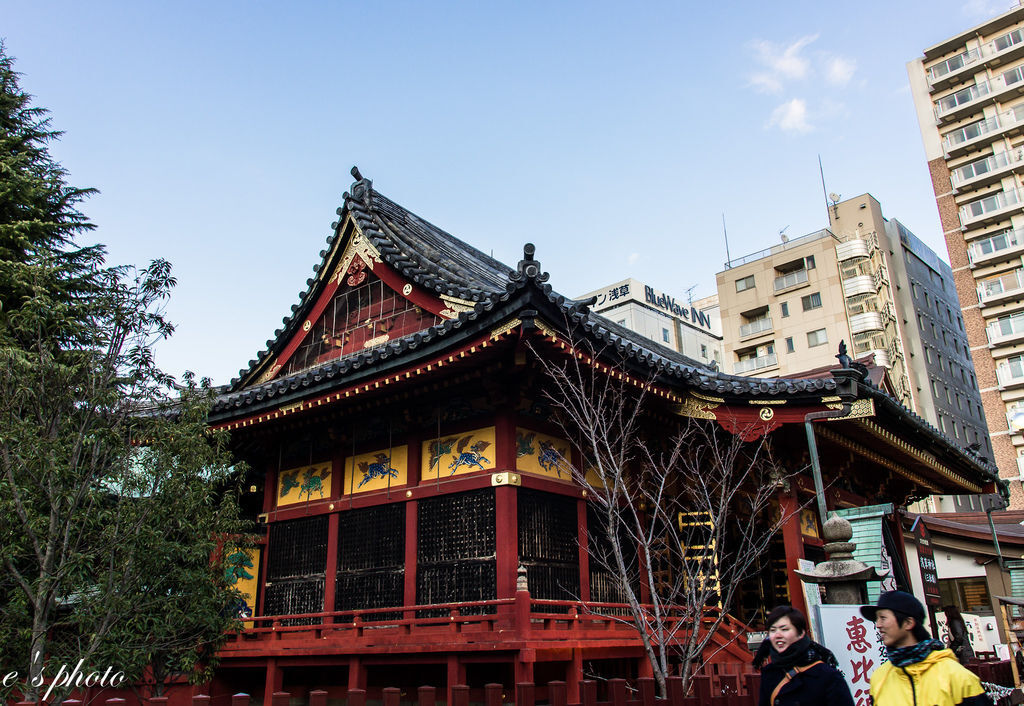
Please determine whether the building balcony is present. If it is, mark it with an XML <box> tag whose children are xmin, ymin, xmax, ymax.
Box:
<box><xmin>928</xmin><ymin>48</ymin><xmax>982</xmax><ymax>90</ymax></box>
<box><xmin>967</xmin><ymin>227</ymin><xmax>1024</xmax><ymax>266</ymax></box>
<box><xmin>734</xmin><ymin>353</ymin><xmax>778</xmax><ymax>375</ymax></box>
<box><xmin>836</xmin><ymin>239</ymin><xmax>870</xmax><ymax>261</ymax></box>
<box><xmin>979</xmin><ymin>269</ymin><xmax>1024</xmax><ymax>306</ymax></box>
<box><xmin>944</xmin><ymin>106</ymin><xmax>1024</xmax><ymax>158</ymax></box>
<box><xmin>959</xmin><ymin>188</ymin><xmax>1024</xmax><ymax>228</ymax></box>
<box><xmin>997</xmin><ymin>359</ymin><xmax>1024</xmax><ymax>389</ymax></box>
<box><xmin>739</xmin><ymin>317</ymin><xmax>773</xmax><ymax>339</ymax></box>
<box><xmin>842</xmin><ymin>275</ymin><xmax>876</xmax><ymax>297</ymax></box>
<box><xmin>218</xmin><ymin>598</ymin><xmax>749</xmax><ymax>659</ymax></box>
<box><xmin>873</xmin><ymin>348</ymin><xmax>891</xmax><ymax>368</ymax></box>
<box><xmin>849</xmin><ymin>312</ymin><xmax>884</xmax><ymax>334</ymax></box>
<box><xmin>989</xmin><ymin>313</ymin><xmax>1024</xmax><ymax>346</ymax></box>
<box><xmin>934</xmin><ymin>81</ymin><xmax>993</xmax><ymax>123</ymax></box>
<box><xmin>935</xmin><ymin>70</ymin><xmax>1024</xmax><ymax>124</ymax></box>
<box><xmin>773</xmin><ymin>269</ymin><xmax>809</xmax><ymax>292</ymax></box>
<box><xmin>951</xmin><ymin>149</ymin><xmax>1024</xmax><ymax>192</ymax></box>
<box><xmin>983</xmin><ymin>27</ymin><xmax>1024</xmax><ymax>69</ymax></box>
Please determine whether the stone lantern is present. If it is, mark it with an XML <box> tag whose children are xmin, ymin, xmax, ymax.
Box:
<box><xmin>794</xmin><ymin>514</ymin><xmax>886</xmax><ymax>605</ymax></box>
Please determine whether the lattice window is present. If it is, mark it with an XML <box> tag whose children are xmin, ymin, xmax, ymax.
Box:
<box><xmin>336</xmin><ymin>503</ymin><xmax>405</xmax><ymax>618</ymax></box>
<box><xmin>416</xmin><ymin>488</ymin><xmax>496</xmax><ymax>614</ymax></box>
<box><xmin>265</xmin><ymin>515</ymin><xmax>328</xmax><ymax>623</ymax></box>
<box><xmin>283</xmin><ymin>272</ymin><xmax>441</xmax><ymax>377</ymax></box>
<box><xmin>586</xmin><ymin>504</ymin><xmax>637</xmax><ymax>607</ymax></box>
<box><xmin>518</xmin><ymin>488</ymin><xmax>579</xmax><ymax>601</ymax></box>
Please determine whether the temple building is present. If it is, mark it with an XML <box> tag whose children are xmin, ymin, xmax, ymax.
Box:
<box><xmin>205</xmin><ymin>169</ymin><xmax>1004</xmax><ymax>706</ymax></box>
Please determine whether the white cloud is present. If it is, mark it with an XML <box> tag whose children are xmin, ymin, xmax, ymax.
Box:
<box><xmin>824</xmin><ymin>56</ymin><xmax>856</xmax><ymax>86</ymax></box>
<box><xmin>627</xmin><ymin>252</ymin><xmax>640</xmax><ymax>265</ymax></box>
<box><xmin>748</xmin><ymin>34</ymin><xmax>818</xmax><ymax>93</ymax></box>
<box><xmin>767</xmin><ymin>99</ymin><xmax>812</xmax><ymax>133</ymax></box>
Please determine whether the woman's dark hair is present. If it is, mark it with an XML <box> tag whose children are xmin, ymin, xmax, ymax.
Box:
<box><xmin>766</xmin><ymin>605</ymin><xmax>807</xmax><ymax>635</ymax></box>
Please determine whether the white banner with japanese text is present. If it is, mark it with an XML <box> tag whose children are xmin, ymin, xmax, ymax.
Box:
<box><xmin>816</xmin><ymin>604</ymin><xmax>887</xmax><ymax>706</ymax></box>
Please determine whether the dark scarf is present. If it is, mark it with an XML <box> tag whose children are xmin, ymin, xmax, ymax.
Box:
<box><xmin>769</xmin><ymin>634</ymin><xmax>813</xmax><ymax>669</ymax></box>
<box><xmin>887</xmin><ymin>638</ymin><xmax>944</xmax><ymax>667</ymax></box>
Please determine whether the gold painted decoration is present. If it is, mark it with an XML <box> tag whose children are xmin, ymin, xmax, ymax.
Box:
<box><xmin>675</xmin><ymin>394</ymin><xmax>720</xmax><ymax>420</ymax></box>
<box><xmin>516</xmin><ymin>428</ymin><xmax>572</xmax><ymax>480</ymax></box>
<box><xmin>422</xmin><ymin>427</ymin><xmax>496</xmax><ymax>480</ymax></box>
<box><xmin>799</xmin><ymin>509</ymin><xmax>821</xmax><ymax>540</ymax></box>
<box><xmin>277</xmin><ymin>462</ymin><xmax>332</xmax><ymax>506</ymax></box>
<box><xmin>224</xmin><ymin>545</ymin><xmax>260</xmax><ymax>627</ymax></box>
<box><xmin>343</xmin><ymin>445</ymin><xmax>409</xmax><ymax>493</ymax></box>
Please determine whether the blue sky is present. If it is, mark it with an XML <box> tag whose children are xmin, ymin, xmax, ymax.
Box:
<box><xmin>3</xmin><ymin>0</ymin><xmax>1015</xmax><ymax>384</ymax></box>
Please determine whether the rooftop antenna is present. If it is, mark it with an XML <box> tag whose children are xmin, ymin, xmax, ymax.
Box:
<box><xmin>818</xmin><ymin>154</ymin><xmax>838</xmax><ymax>223</ymax></box>
<box><xmin>685</xmin><ymin>284</ymin><xmax>697</xmax><ymax>305</ymax></box>
<box><xmin>780</xmin><ymin>225</ymin><xmax>790</xmax><ymax>244</ymax></box>
<box><xmin>722</xmin><ymin>213</ymin><xmax>732</xmax><ymax>269</ymax></box>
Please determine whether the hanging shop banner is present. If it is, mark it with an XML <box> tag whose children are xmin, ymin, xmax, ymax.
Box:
<box><xmin>910</xmin><ymin>516</ymin><xmax>941</xmax><ymax>610</ymax></box>
<box><xmin>344</xmin><ymin>445</ymin><xmax>409</xmax><ymax>493</ymax></box>
<box><xmin>421</xmin><ymin>427</ymin><xmax>496</xmax><ymax>480</ymax></box>
<box><xmin>817</xmin><ymin>604</ymin><xmax>887</xmax><ymax>705</ymax></box>
<box><xmin>515</xmin><ymin>428</ymin><xmax>573</xmax><ymax>480</ymax></box>
<box><xmin>277</xmin><ymin>462</ymin><xmax>332</xmax><ymax>506</ymax></box>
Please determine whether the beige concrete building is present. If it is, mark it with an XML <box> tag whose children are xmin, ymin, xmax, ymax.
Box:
<box><xmin>716</xmin><ymin>194</ymin><xmax>988</xmax><ymax>457</ymax></box>
<box><xmin>908</xmin><ymin>4</ymin><xmax>1024</xmax><ymax>501</ymax></box>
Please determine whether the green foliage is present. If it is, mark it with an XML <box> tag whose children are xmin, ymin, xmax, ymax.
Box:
<box><xmin>0</xmin><ymin>43</ymin><xmax>249</xmax><ymax>702</ymax></box>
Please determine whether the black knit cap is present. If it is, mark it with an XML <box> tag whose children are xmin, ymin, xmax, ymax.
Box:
<box><xmin>860</xmin><ymin>591</ymin><xmax>931</xmax><ymax>642</ymax></box>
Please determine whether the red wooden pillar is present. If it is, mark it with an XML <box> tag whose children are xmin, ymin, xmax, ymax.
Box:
<box><xmin>263</xmin><ymin>658</ymin><xmax>283</xmax><ymax>706</ymax></box>
<box><xmin>348</xmin><ymin>656</ymin><xmax>366</xmax><ymax>691</ymax></box>
<box><xmin>777</xmin><ymin>490</ymin><xmax>807</xmax><ymax>616</ymax></box>
<box><xmin>495</xmin><ymin>412</ymin><xmax>519</xmax><ymax>600</ymax></box>
<box><xmin>446</xmin><ymin>655</ymin><xmax>465</xmax><ymax>706</ymax></box>
<box><xmin>568</xmin><ymin>649</ymin><xmax>583</xmax><ymax>702</ymax></box>
<box><xmin>258</xmin><ymin>461</ymin><xmax>276</xmax><ymax>616</ymax></box>
<box><xmin>515</xmin><ymin>650</ymin><xmax>535</xmax><ymax>685</ymax></box>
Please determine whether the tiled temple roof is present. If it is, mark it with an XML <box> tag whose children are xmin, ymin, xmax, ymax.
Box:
<box><xmin>209</xmin><ymin>168</ymin><xmax>999</xmax><ymax>490</ymax></box>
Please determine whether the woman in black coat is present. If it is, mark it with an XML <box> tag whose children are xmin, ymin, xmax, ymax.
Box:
<box><xmin>757</xmin><ymin>605</ymin><xmax>855</xmax><ymax>706</ymax></box>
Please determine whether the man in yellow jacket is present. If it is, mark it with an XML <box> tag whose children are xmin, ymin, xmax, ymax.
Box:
<box><xmin>860</xmin><ymin>591</ymin><xmax>987</xmax><ymax>706</ymax></box>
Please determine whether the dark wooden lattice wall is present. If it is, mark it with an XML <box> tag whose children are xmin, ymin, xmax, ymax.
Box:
<box><xmin>586</xmin><ymin>504</ymin><xmax>637</xmax><ymax>604</ymax></box>
<box><xmin>518</xmin><ymin>488</ymin><xmax>580</xmax><ymax>601</ymax></box>
<box><xmin>416</xmin><ymin>488</ymin><xmax>496</xmax><ymax>612</ymax></box>
<box><xmin>336</xmin><ymin>502</ymin><xmax>405</xmax><ymax>617</ymax></box>
<box><xmin>264</xmin><ymin>515</ymin><xmax>328</xmax><ymax>622</ymax></box>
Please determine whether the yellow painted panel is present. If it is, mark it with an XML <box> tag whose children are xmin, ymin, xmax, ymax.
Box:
<box><xmin>277</xmin><ymin>462</ymin><xmax>332</xmax><ymax>506</ymax></box>
<box><xmin>515</xmin><ymin>428</ymin><xmax>572</xmax><ymax>480</ymax></box>
<box><xmin>343</xmin><ymin>445</ymin><xmax>409</xmax><ymax>494</ymax></box>
<box><xmin>421</xmin><ymin>427</ymin><xmax>496</xmax><ymax>480</ymax></box>
<box><xmin>225</xmin><ymin>545</ymin><xmax>259</xmax><ymax>627</ymax></box>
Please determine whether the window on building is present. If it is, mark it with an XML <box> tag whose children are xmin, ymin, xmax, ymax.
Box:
<box><xmin>932</xmin><ymin>380</ymin><xmax>941</xmax><ymax>397</ymax></box>
<box><xmin>736</xmin><ymin>275</ymin><xmax>755</xmax><ymax>292</ymax></box>
<box><xmin>806</xmin><ymin>255</ymin><xmax>815</xmax><ymax>270</ymax></box>
<box><xmin>700</xmin><ymin>344</ymin><xmax>708</xmax><ymax>359</ymax></box>
<box><xmin>807</xmin><ymin>328</ymin><xmax>828</xmax><ymax>347</ymax></box>
<box><xmin>662</xmin><ymin>328</ymin><xmax>670</xmax><ymax>343</ymax></box>
<box><xmin>939</xmin><ymin>577</ymin><xmax>993</xmax><ymax>616</ymax></box>
<box><xmin>785</xmin><ymin>337</ymin><xmax>795</xmax><ymax>353</ymax></box>
<box><xmin>953</xmin><ymin>422</ymin><xmax>960</xmax><ymax>439</ymax></box>
<box><xmin>925</xmin><ymin>346</ymin><xmax>933</xmax><ymax>364</ymax></box>
<box><xmin>801</xmin><ymin>292</ymin><xmax>822</xmax><ymax>311</ymax></box>
<box><xmin>958</xmin><ymin>315</ymin><xmax>964</xmax><ymax>332</ymax></box>
<box><xmin>781</xmin><ymin>301</ymin><xmax>789</xmax><ymax>318</ymax></box>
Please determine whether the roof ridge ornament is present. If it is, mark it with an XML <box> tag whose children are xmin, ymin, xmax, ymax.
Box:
<box><xmin>509</xmin><ymin>243</ymin><xmax>549</xmax><ymax>285</ymax></box>
<box><xmin>348</xmin><ymin>166</ymin><xmax>372</xmax><ymax>207</ymax></box>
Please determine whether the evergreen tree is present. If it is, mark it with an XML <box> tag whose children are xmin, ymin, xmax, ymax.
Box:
<box><xmin>0</xmin><ymin>44</ymin><xmax>249</xmax><ymax>703</ymax></box>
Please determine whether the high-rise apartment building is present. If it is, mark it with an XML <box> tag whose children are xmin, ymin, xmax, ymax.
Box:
<box><xmin>908</xmin><ymin>4</ymin><xmax>1024</xmax><ymax>498</ymax></box>
<box><xmin>716</xmin><ymin>194</ymin><xmax>988</xmax><ymax>453</ymax></box>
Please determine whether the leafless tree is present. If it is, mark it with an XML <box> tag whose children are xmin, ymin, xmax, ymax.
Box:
<box><xmin>532</xmin><ymin>335</ymin><xmax>799</xmax><ymax>698</ymax></box>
